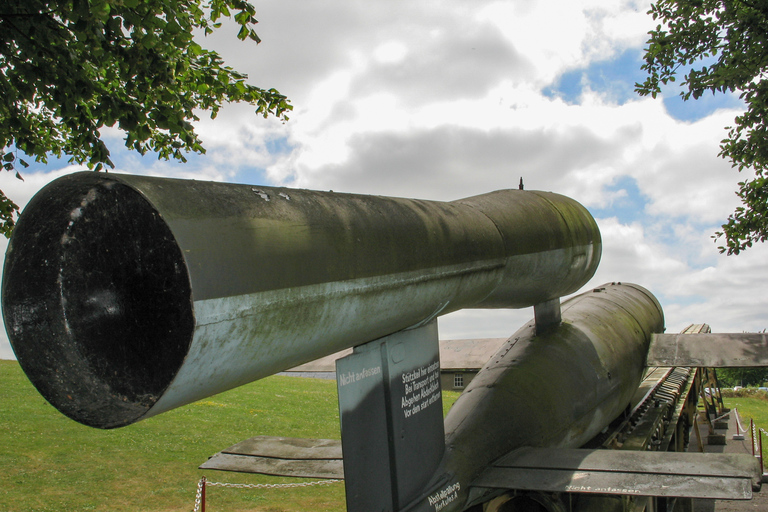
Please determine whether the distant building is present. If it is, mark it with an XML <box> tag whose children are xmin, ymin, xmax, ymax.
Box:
<box><xmin>284</xmin><ymin>338</ymin><xmax>507</xmax><ymax>390</ymax></box>
<box><xmin>437</xmin><ymin>338</ymin><xmax>506</xmax><ymax>390</ymax></box>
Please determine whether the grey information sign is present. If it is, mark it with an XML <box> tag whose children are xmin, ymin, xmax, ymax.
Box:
<box><xmin>336</xmin><ymin>339</ymin><xmax>393</xmax><ymax>512</ymax></box>
<box><xmin>336</xmin><ymin>320</ymin><xmax>445</xmax><ymax>512</ymax></box>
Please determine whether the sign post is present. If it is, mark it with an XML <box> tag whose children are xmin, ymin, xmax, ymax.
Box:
<box><xmin>336</xmin><ymin>320</ymin><xmax>445</xmax><ymax>512</ymax></box>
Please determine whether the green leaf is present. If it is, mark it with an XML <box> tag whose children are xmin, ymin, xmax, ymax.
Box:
<box><xmin>0</xmin><ymin>0</ymin><xmax>289</xmax><ymax>228</ymax></box>
<box><xmin>640</xmin><ymin>0</ymin><xmax>768</xmax><ymax>254</ymax></box>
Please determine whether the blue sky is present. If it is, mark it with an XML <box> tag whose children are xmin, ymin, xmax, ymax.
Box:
<box><xmin>590</xmin><ymin>175</ymin><xmax>646</xmax><ymax>223</ymax></box>
<box><xmin>545</xmin><ymin>48</ymin><xmax>744</xmax><ymax>122</ymax></box>
<box><xmin>544</xmin><ymin>49</ymin><xmax>645</xmax><ymax>106</ymax></box>
<box><xmin>2</xmin><ymin>0</ymin><xmax>767</xmax><ymax>359</ymax></box>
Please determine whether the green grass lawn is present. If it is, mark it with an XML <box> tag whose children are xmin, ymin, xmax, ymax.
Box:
<box><xmin>1</xmin><ymin>360</ymin><xmax>460</xmax><ymax>512</ymax></box>
<box><xmin>5</xmin><ymin>357</ymin><xmax>768</xmax><ymax>512</ymax></box>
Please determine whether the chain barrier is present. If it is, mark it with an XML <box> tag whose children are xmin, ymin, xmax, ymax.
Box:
<box><xmin>730</xmin><ymin>408</ymin><xmax>746</xmax><ymax>440</ymax></box>
<box><xmin>192</xmin><ymin>476</ymin><xmax>341</xmax><ymax>511</ymax></box>
<box><xmin>755</xmin><ymin>420</ymin><xmax>764</xmax><ymax>472</ymax></box>
<box><xmin>751</xmin><ymin>419</ymin><xmax>759</xmax><ymax>456</ymax></box>
<box><xmin>207</xmin><ymin>479</ymin><xmax>341</xmax><ymax>489</ymax></box>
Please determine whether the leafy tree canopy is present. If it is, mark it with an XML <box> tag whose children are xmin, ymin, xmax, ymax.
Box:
<box><xmin>0</xmin><ymin>0</ymin><xmax>291</xmax><ymax>236</ymax></box>
<box><xmin>717</xmin><ymin>367</ymin><xmax>768</xmax><ymax>388</ymax></box>
<box><xmin>636</xmin><ymin>0</ymin><xmax>768</xmax><ymax>255</ymax></box>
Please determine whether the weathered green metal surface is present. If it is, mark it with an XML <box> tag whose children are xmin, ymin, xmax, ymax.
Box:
<box><xmin>2</xmin><ymin>172</ymin><xmax>600</xmax><ymax>428</ymax></box>
<box><xmin>648</xmin><ymin>333</ymin><xmax>768</xmax><ymax>367</ymax></box>
<box><xmin>401</xmin><ymin>283</ymin><xmax>666</xmax><ymax>512</ymax></box>
<box><xmin>195</xmin><ymin>284</ymin><xmax>764</xmax><ymax>511</ymax></box>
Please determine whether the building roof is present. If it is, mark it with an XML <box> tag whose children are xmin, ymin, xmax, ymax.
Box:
<box><xmin>438</xmin><ymin>338</ymin><xmax>507</xmax><ymax>370</ymax></box>
<box><xmin>287</xmin><ymin>338</ymin><xmax>507</xmax><ymax>373</ymax></box>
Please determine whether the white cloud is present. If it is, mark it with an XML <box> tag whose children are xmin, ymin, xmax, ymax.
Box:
<box><xmin>477</xmin><ymin>0</ymin><xmax>650</xmax><ymax>84</ymax></box>
<box><xmin>373</xmin><ymin>41</ymin><xmax>409</xmax><ymax>65</ymax></box>
<box><xmin>2</xmin><ymin>1</ymin><xmax>766</xmax><ymax>360</ymax></box>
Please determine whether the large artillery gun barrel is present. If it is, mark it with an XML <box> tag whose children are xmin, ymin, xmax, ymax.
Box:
<box><xmin>410</xmin><ymin>282</ymin><xmax>666</xmax><ymax>512</ymax></box>
<box><xmin>2</xmin><ymin>172</ymin><xmax>600</xmax><ymax>428</ymax></box>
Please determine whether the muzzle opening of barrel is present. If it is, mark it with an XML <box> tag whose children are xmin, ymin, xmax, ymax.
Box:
<box><xmin>3</xmin><ymin>174</ymin><xmax>194</xmax><ymax>428</ymax></box>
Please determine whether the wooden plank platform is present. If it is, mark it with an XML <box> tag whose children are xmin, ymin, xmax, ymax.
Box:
<box><xmin>200</xmin><ymin>436</ymin><xmax>344</xmax><ymax>479</ymax></box>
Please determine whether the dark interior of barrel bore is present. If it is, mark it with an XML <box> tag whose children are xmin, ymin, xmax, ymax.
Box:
<box><xmin>1</xmin><ymin>173</ymin><xmax>194</xmax><ymax>428</ymax></box>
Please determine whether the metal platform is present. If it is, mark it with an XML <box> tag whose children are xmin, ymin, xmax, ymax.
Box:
<box><xmin>200</xmin><ymin>436</ymin><xmax>343</xmax><ymax>479</ymax></box>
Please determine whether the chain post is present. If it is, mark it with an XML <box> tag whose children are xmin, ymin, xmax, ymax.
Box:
<box><xmin>750</xmin><ymin>419</ymin><xmax>762</xmax><ymax>473</ymax></box>
<box><xmin>202</xmin><ymin>476</ymin><xmax>206</xmax><ymax>512</ymax></box>
<box><xmin>193</xmin><ymin>476</ymin><xmax>206</xmax><ymax>512</ymax></box>
<box><xmin>758</xmin><ymin>424</ymin><xmax>764</xmax><ymax>474</ymax></box>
